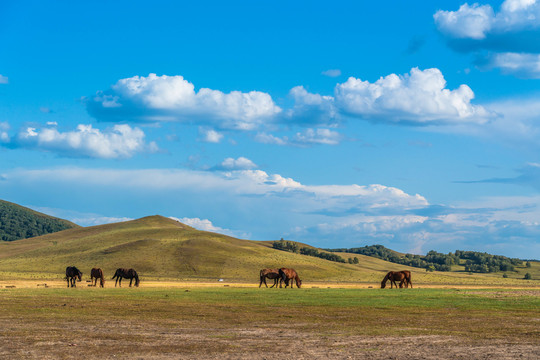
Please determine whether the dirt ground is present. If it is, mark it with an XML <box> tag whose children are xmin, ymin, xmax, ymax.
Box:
<box><xmin>1</xmin><ymin>281</ymin><xmax>538</xmax><ymax>359</ymax></box>
<box><xmin>1</xmin><ymin>320</ymin><xmax>538</xmax><ymax>359</ymax></box>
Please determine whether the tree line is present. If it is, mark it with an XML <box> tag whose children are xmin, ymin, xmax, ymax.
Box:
<box><xmin>0</xmin><ymin>201</ymin><xmax>75</xmax><ymax>241</ymax></box>
<box><xmin>327</xmin><ymin>244</ymin><xmax>524</xmax><ymax>273</ymax></box>
<box><xmin>272</xmin><ymin>239</ymin><xmax>350</xmax><ymax>263</ymax></box>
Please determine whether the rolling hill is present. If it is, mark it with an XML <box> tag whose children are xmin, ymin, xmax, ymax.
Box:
<box><xmin>0</xmin><ymin>214</ymin><xmax>538</xmax><ymax>285</ymax></box>
<box><xmin>0</xmin><ymin>199</ymin><xmax>79</xmax><ymax>241</ymax></box>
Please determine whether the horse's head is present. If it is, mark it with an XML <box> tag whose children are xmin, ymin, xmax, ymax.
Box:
<box><xmin>296</xmin><ymin>279</ymin><xmax>302</xmax><ymax>288</ymax></box>
<box><xmin>381</xmin><ymin>281</ymin><xmax>386</xmax><ymax>289</ymax></box>
<box><xmin>77</xmin><ymin>272</ymin><xmax>82</xmax><ymax>281</ymax></box>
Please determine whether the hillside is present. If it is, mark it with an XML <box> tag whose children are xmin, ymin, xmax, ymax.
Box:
<box><xmin>0</xmin><ymin>199</ymin><xmax>79</xmax><ymax>241</ymax></box>
<box><xmin>0</xmin><ymin>215</ymin><xmax>538</xmax><ymax>286</ymax></box>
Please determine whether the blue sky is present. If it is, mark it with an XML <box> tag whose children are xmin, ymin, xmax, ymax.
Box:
<box><xmin>1</xmin><ymin>0</ymin><xmax>540</xmax><ymax>259</ymax></box>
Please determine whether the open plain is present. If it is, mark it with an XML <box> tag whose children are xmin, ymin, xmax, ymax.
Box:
<box><xmin>1</xmin><ymin>282</ymin><xmax>538</xmax><ymax>359</ymax></box>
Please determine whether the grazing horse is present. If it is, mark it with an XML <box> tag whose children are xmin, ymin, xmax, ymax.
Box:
<box><xmin>112</xmin><ymin>268</ymin><xmax>139</xmax><ymax>287</ymax></box>
<box><xmin>65</xmin><ymin>266</ymin><xmax>82</xmax><ymax>288</ymax></box>
<box><xmin>259</xmin><ymin>268</ymin><xmax>281</xmax><ymax>288</ymax></box>
<box><xmin>279</xmin><ymin>268</ymin><xmax>302</xmax><ymax>288</ymax></box>
<box><xmin>381</xmin><ymin>271</ymin><xmax>412</xmax><ymax>289</ymax></box>
<box><xmin>90</xmin><ymin>267</ymin><xmax>105</xmax><ymax>287</ymax></box>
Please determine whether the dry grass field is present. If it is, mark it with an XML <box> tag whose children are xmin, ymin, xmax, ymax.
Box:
<box><xmin>0</xmin><ymin>282</ymin><xmax>539</xmax><ymax>359</ymax></box>
<box><xmin>1</xmin><ymin>216</ymin><xmax>539</xmax><ymax>358</ymax></box>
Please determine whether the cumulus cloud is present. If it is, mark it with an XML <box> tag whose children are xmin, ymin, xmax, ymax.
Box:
<box><xmin>87</xmin><ymin>73</ymin><xmax>282</xmax><ymax>130</ymax></box>
<box><xmin>169</xmin><ymin>216</ymin><xmax>242</xmax><ymax>237</ymax></box>
<box><xmin>213</xmin><ymin>157</ymin><xmax>257</xmax><ymax>171</ymax></box>
<box><xmin>0</xmin><ymin>75</ymin><xmax>8</xmax><ymax>84</ymax></box>
<box><xmin>286</xmin><ymin>86</ymin><xmax>338</xmax><ymax>126</ymax></box>
<box><xmin>334</xmin><ymin>68</ymin><xmax>491</xmax><ymax>124</ymax></box>
<box><xmin>434</xmin><ymin>3</ymin><xmax>495</xmax><ymax>40</ymax></box>
<box><xmin>435</xmin><ymin>0</ymin><xmax>540</xmax><ymax>77</ymax></box>
<box><xmin>199</xmin><ymin>127</ymin><xmax>224</xmax><ymax>143</ymax></box>
<box><xmin>8</xmin><ymin>123</ymin><xmax>158</xmax><ymax>159</ymax></box>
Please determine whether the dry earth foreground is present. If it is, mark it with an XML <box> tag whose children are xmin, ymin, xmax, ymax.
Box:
<box><xmin>0</xmin><ymin>284</ymin><xmax>539</xmax><ymax>359</ymax></box>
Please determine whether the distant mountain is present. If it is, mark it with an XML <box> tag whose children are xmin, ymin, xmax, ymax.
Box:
<box><xmin>0</xmin><ymin>199</ymin><xmax>79</xmax><ymax>241</ymax></box>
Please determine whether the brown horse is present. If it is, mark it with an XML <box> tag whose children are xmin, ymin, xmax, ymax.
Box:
<box><xmin>259</xmin><ymin>268</ymin><xmax>281</xmax><ymax>288</ymax></box>
<box><xmin>90</xmin><ymin>268</ymin><xmax>105</xmax><ymax>287</ymax></box>
<box><xmin>279</xmin><ymin>268</ymin><xmax>302</xmax><ymax>288</ymax></box>
<box><xmin>65</xmin><ymin>266</ymin><xmax>82</xmax><ymax>288</ymax></box>
<box><xmin>112</xmin><ymin>268</ymin><xmax>139</xmax><ymax>287</ymax></box>
<box><xmin>381</xmin><ymin>271</ymin><xmax>412</xmax><ymax>289</ymax></box>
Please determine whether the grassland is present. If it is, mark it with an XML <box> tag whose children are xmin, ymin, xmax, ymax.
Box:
<box><xmin>0</xmin><ymin>286</ymin><xmax>538</xmax><ymax>359</ymax></box>
<box><xmin>0</xmin><ymin>215</ymin><xmax>539</xmax><ymax>288</ymax></box>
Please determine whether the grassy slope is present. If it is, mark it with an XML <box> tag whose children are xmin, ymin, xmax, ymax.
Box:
<box><xmin>0</xmin><ymin>215</ymin><xmax>538</xmax><ymax>285</ymax></box>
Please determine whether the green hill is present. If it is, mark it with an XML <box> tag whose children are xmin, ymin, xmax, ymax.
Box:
<box><xmin>0</xmin><ymin>199</ymin><xmax>79</xmax><ymax>241</ymax></box>
<box><xmin>0</xmin><ymin>215</ymin><xmax>538</xmax><ymax>285</ymax></box>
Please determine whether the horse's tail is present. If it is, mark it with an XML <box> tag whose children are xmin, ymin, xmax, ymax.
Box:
<box><xmin>111</xmin><ymin>270</ymin><xmax>118</xmax><ymax>280</ymax></box>
<box><xmin>406</xmin><ymin>272</ymin><xmax>412</xmax><ymax>288</ymax></box>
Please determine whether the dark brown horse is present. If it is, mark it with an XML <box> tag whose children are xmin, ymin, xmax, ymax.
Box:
<box><xmin>279</xmin><ymin>268</ymin><xmax>302</xmax><ymax>288</ymax></box>
<box><xmin>112</xmin><ymin>268</ymin><xmax>139</xmax><ymax>287</ymax></box>
<box><xmin>65</xmin><ymin>266</ymin><xmax>82</xmax><ymax>288</ymax></box>
<box><xmin>381</xmin><ymin>271</ymin><xmax>412</xmax><ymax>289</ymax></box>
<box><xmin>90</xmin><ymin>268</ymin><xmax>105</xmax><ymax>287</ymax></box>
<box><xmin>259</xmin><ymin>268</ymin><xmax>281</xmax><ymax>288</ymax></box>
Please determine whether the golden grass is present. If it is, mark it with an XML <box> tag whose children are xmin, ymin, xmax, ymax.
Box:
<box><xmin>0</xmin><ymin>215</ymin><xmax>538</xmax><ymax>287</ymax></box>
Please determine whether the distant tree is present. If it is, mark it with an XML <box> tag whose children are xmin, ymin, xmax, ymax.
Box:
<box><xmin>524</xmin><ymin>273</ymin><xmax>532</xmax><ymax>280</ymax></box>
<box><xmin>502</xmin><ymin>273</ymin><xmax>508</xmax><ymax>278</ymax></box>
<box><xmin>353</xmin><ymin>257</ymin><xmax>359</xmax><ymax>264</ymax></box>
<box><xmin>526</xmin><ymin>261</ymin><xmax>531</xmax><ymax>268</ymax></box>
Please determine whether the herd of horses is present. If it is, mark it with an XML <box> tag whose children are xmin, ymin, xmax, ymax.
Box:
<box><xmin>65</xmin><ymin>266</ymin><xmax>139</xmax><ymax>288</ymax></box>
<box><xmin>260</xmin><ymin>268</ymin><xmax>412</xmax><ymax>289</ymax></box>
<box><xmin>66</xmin><ymin>265</ymin><xmax>410</xmax><ymax>289</ymax></box>
<box><xmin>259</xmin><ymin>268</ymin><xmax>303</xmax><ymax>288</ymax></box>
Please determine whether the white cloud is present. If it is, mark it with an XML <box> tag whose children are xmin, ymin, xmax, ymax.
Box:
<box><xmin>87</xmin><ymin>73</ymin><xmax>282</xmax><ymax>130</ymax></box>
<box><xmin>215</xmin><ymin>157</ymin><xmax>257</xmax><ymax>170</ymax></box>
<box><xmin>434</xmin><ymin>3</ymin><xmax>495</xmax><ymax>40</ymax></box>
<box><xmin>482</xmin><ymin>52</ymin><xmax>540</xmax><ymax>78</ymax></box>
<box><xmin>0</xmin><ymin>75</ymin><xmax>8</xmax><ymax>84</ymax></box>
<box><xmin>435</xmin><ymin>1</ymin><xmax>540</xmax><ymax>77</ymax></box>
<box><xmin>293</xmin><ymin>128</ymin><xmax>342</xmax><ymax>145</ymax></box>
<box><xmin>255</xmin><ymin>132</ymin><xmax>289</xmax><ymax>145</ymax></box>
<box><xmin>435</xmin><ymin>0</ymin><xmax>540</xmax><ymax>40</ymax></box>
<box><xmin>199</xmin><ymin>127</ymin><xmax>224</xmax><ymax>143</ymax></box>
<box><xmin>170</xmin><ymin>216</ymin><xmax>241</xmax><ymax>237</ymax></box>
<box><xmin>335</xmin><ymin>68</ymin><xmax>491</xmax><ymax>124</ymax></box>
<box><xmin>13</xmin><ymin>124</ymin><xmax>158</xmax><ymax>159</ymax></box>
<box><xmin>7</xmin><ymin>167</ymin><xmax>425</xmax><ymax>207</ymax></box>
<box><xmin>255</xmin><ymin>128</ymin><xmax>342</xmax><ymax>146</ymax></box>
<box><xmin>286</xmin><ymin>86</ymin><xmax>338</xmax><ymax>126</ymax></box>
